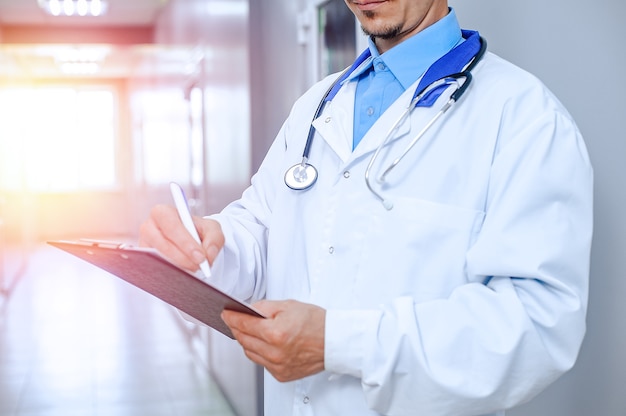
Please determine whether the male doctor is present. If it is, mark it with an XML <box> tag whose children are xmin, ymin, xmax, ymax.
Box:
<box><xmin>139</xmin><ymin>0</ymin><xmax>593</xmax><ymax>415</ymax></box>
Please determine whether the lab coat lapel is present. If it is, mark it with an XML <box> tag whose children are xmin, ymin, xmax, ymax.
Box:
<box><xmin>312</xmin><ymin>77</ymin><xmax>449</xmax><ymax>165</ymax></box>
<box><xmin>312</xmin><ymin>80</ymin><xmax>356</xmax><ymax>164</ymax></box>
<box><xmin>354</xmin><ymin>78</ymin><xmax>461</xmax><ymax>164</ymax></box>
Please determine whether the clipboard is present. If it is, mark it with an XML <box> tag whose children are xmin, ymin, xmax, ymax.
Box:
<box><xmin>48</xmin><ymin>239</ymin><xmax>265</xmax><ymax>339</ymax></box>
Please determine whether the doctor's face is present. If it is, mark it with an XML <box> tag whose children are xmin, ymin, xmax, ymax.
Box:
<box><xmin>344</xmin><ymin>0</ymin><xmax>449</xmax><ymax>52</ymax></box>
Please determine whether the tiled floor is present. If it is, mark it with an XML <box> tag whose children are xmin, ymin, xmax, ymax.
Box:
<box><xmin>0</xmin><ymin>243</ymin><xmax>236</xmax><ymax>416</ymax></box>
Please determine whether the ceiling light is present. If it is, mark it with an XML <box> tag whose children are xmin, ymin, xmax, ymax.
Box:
<box><xmin>38</xmin><ymin>0</ymin><xmax>109</xmax><ymax>17</ymax></box>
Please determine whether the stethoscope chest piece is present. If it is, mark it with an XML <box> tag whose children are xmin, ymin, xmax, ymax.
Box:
<box><xmin>284</xmin><ymin>162</ymin><xmax>318</xmax><ymax>190</ymax></box>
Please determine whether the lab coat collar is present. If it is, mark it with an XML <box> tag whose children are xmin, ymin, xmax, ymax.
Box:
<box><xmin>313</xmin><ymin>77</ymin><xmax>442</xmax><ymax>164</ymax></box>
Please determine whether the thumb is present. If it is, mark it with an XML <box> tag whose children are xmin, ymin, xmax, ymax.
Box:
<box><xmin>252</xmin><ymin>300</ymin><xmax>289</xmax><ymax>318</ymax></box>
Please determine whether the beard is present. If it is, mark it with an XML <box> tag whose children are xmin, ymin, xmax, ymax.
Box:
<box><xmin>359</xmin><ymin>11</ymin><xmax>404</xmax><ymax>40</ymax></box>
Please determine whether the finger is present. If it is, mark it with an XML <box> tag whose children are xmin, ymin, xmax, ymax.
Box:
<box><xmin>226</xmin><ymin>318</ymin><xmax>276</xmax><ymax>365</ymax></box>
<box><xmin>228</xmin><ymin>317</ymin><xmax>318</xmax><ymax>383</ymax></box>
<box><xmin>222</xmin><ymin>309</ymin><xmax>266</xmax><ymax>336</ymax></box>
<box><xmin>222</xmin><ymin>309</ymin><xmax>286</xmax><ymax>350</ymax></box>
<box><xmin>139</xmin><ymin>204</ymin><xmax>205</xmax><ymax>271</ymax></box>
<box><xmin>139</xmin><ymin>215</ymin><xmax>198</xmax><ymax>271</ymax></box>
<box><xmin>229</xmin><ymin>327</ymin><xmax>284</xmax><ymax>370</ymax></box>
<box><xmin>225</xmin><ymin>307</ymin><xmax>296</xmax><ymax>352</ymax></box>
<box><xmin>251</xmin><ymin>299</ymin><xmax>289</xmax><ymax>318</ymax></box>
<box><xmin>232</xmin><ymin>329</ymin><xmax>273</xmax><ymax>370</ymax></box>
<box><xmin>195</xmin><ymin>218</ymin><xmax>225</xmax><ymax>264</ymax></box>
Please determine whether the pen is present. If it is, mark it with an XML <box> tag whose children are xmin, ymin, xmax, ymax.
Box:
<box><xmin>169</xmin><ymin>182</ymin><xmax>212</xmax><ymax>278</ymax></box>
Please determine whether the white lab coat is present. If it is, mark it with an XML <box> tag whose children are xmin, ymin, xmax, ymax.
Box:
<box><xmin>208</xmin><ymin>51</ymin><xmax>593</xmax><ymax>416</ymax></box>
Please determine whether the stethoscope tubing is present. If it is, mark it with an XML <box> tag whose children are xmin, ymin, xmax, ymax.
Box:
<box><xmin>364</xmin><ymin>75</ymin><xmax>469</xmax><ymax>210</ymax></box>
<box><xmin>377</xmin><ymin>73</ymin><xmax>472</xmax><ymax>183</ymax></box>
<box><xmin>284</xmin><ymin>65</ymin><xmax>356</xmax><ymax>191</ymax></box>
<box><xmin>285</xmin><ymin>34</ymin><xmax>487</xmax><ymax>205</ymax></box>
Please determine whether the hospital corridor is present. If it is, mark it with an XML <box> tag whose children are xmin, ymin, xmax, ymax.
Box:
<box><xmin>0</xmin><ymin>243</ymin><xmax>235</xmax><ymax>415</ymax></box>
<box><xmin>1</xmin><ymin>0</ymin><xmax>625</xmax><ymax>415</ymax></box>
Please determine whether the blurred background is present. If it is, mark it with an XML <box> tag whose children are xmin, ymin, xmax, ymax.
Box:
<box><xmin>0</xmin><ymin>0</ymin><xmax>624</xmax><ymax>415</ymax></box>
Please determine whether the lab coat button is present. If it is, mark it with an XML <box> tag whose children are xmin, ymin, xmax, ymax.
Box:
<box><xmin>343</xmin><ymin>171</ymin><xmax>350</xmax><ymax>178</ymax></box>
<box><xmin>325</xmin><ymin>117</ymin><xmax>331</xmax><ymax>123</ymax></box>
<box><xmin>303</xmin><ymin>396</ymin><xmax>310</xmax><ymax>404</ymax></box>
<box><xmin>328</xmin><ymin>247</ymin><xmax>334</xmax><ymax>254</ymax></box>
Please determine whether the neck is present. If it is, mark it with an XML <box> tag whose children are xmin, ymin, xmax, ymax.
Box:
<box><xmin>373</xmin><ymin>7</ymin><xmax>449</xmax><ymax>54</ymax></box>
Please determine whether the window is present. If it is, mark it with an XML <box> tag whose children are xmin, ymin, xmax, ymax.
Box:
<box><xmin>132</xmin><ymin>85</ymin><xmax>251</xmax><ymax>187</ymax></box>
<box><xmin>0</xmin><ymin>86</ymin><xmax>116</xmax><ymax>192</ymax></box>
<box><xmin>131</xmin><ymin>88</ymin><xmax>191</xmax><ymax>186</ymax></box>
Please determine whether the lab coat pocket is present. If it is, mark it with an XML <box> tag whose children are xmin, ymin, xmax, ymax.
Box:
<box><xmin>355</xmin><ymin>198</ymin><xmax>485</xmax><ymax>305</ymax></box>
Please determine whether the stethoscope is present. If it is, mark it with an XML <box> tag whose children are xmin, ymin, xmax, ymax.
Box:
<box><xmin>284</xmin><ymin>30</ymin><xmax>487</xmax><ymax>210</ymax></box>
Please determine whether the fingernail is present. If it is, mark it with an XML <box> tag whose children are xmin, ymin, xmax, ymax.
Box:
<box><xmin>192</xmin><ymin>250</ymin><xmax>205</xmax><ymax>264</ymax></box>
<box><xmin>206</xmin><ymin>245</ymin><xmax>219</xmax><ymax>261</ymax></box>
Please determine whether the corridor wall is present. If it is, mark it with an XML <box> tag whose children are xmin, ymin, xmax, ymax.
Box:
<box><xmin>450</xmin><ymin>1</ymin><xmax>626</xmax><ymax>414</ymax></box>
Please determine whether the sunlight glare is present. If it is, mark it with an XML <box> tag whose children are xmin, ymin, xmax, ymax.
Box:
<box><xmin>0</xmin><ymin>87</ymin><xmax>116</xmax><ymax>192</ymax></box>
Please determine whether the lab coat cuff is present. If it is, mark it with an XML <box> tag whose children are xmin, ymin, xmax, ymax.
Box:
<box><xmin>325</xmin><ymin>308</ymin><xmax>381</xmax><ymax>378</ymax></box>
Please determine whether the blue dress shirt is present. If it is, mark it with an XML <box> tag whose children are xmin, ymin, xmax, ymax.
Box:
<box><xmin>351</xmin><ymin>9</ymin><xmax>463</xmax><ymax>149</ymax></box>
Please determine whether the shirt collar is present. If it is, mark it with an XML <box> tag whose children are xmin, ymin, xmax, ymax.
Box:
<box><xmin>343</xmin><ymin>8</ymin><xmax>463</xmax><ymax>90</ymax></box>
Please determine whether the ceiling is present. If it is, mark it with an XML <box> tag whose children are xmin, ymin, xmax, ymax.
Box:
<box><xmin>0</xmin><ymin>0</ymin><xmax>194</xmax><ymax>80</ymax></box>
<box><xmin>0</xmin><ymin>0</ymin><xmax>169</xmax><ymax>27</ymax></box>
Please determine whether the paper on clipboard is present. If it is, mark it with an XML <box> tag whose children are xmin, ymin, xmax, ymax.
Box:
<box><xmin>48</xmin><ymin>239</ymin><xmax>265</xmax><ymax>339</ymax></box>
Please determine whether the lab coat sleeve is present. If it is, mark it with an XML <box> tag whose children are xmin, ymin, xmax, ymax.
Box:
<box><xmin>203</xmin><ymin>135</ymin><xmax>284</xmax><ymax>302</ymax></box>
<box><xmin>325</xmin><ymin>105</ymin><xmax>593</xmax><ymax>414</ymax></box>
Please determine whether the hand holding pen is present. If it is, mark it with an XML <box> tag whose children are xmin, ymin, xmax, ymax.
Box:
<box><xmin>169</xmin><ymin>182</ymin><xmax>212</xmax><ymax>277</ymax></box>
<box><xmin>138</xmin><ymin>183</ymin><xmax>224</xmax><ymax>275</ymax></box>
